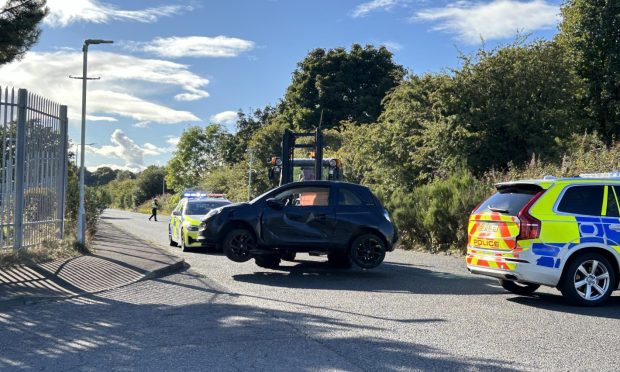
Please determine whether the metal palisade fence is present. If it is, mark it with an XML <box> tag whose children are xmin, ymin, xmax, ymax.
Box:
<box><xmin>0</xmin><ymin>87</ymin><xmax>68</xmax><ymax>250</ymax></box>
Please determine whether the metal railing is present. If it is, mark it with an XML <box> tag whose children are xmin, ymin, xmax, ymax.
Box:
<box><xmin>0</xmin><ymin>87</ymin><xmax>68</xmax><ymax>250</ymax></box>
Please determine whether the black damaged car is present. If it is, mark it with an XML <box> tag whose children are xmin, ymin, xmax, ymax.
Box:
<box><xmin>198</xmin><ymin>181</ymin><xmax>397</xmax><ymax>269</ymax></box>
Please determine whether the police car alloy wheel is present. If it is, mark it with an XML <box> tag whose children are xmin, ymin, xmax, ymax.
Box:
<box><xmin>560</xmin><ymin>252</ymin><xmax>616</xmax><ymax>306</ymax></box>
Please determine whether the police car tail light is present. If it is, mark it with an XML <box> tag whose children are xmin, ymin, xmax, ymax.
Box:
<box><xmin>516</xmin><ymin>191</ymin><xmax>543</xmax><ymax>240</ymax></box>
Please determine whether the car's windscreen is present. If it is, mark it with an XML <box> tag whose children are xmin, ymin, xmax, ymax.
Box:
<box><xmin>186</xmin><ymin>201</ymin><xmax>229</xmax><ymax>215</ymax></box>
<box><xmin>474</xmin><ymin>185</ymin><xmax>542</xmax><ymax>216</ymax></box>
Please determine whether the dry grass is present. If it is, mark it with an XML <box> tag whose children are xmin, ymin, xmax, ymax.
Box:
<box><xmin>0</xmin><ymin>235</ymin><xmax>87</xmax><ymax>269</ymax></box>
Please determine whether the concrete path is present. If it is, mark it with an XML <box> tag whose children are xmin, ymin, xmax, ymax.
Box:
<box><xmin>0</xmin><ymin>221</ymin><xmax>184</xmax><ymax>308</ymax></box>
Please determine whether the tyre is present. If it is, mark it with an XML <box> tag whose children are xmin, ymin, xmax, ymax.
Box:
<box><xmin>281</xmin><ymin>251</ymin><xmax>296</xmax><ymax>262</ymax></box>
<box><xmin>560</xmin><ymin>252</ymin><xmax>616</xmax><ymax>306</ymax></box>
<box><xmin>223</xmin><ymin>228</ymin><xmax>255</xmax><ymax>263</ymax></box>
<box><xmin>349</xmin><ymin>233</ymin><xmax>386</xmax><ymax>269</ymax></box>
<box><xmin>327</xmin><ymin>252</ymin><xmax>352</xmax><ymax>268</ymax></box>
<box><xmin>499</xmin><ymin>279</ymin><xmax>540</xmax><ymax>296</ymax></box>
<box><xmin>255</xmin><ymin>254</ymin><xmax>281</xmax><ymax>269</ymax></box>
<box><xmin>169</xmin><ymin>225</ymin><xmax>178</xmax><ymax>247</ymax></box>
<box><xmin>180</xmin><ymin>229</ymin><xmax>191</xmax><ymax>252</ymax></box>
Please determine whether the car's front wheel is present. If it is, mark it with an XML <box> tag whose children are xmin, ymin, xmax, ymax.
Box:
<box><xmin>349</xmin><ymin>233</ymin><xmax>386</xmax><ymax>269</ymax></box>
<box><xmin>180</xmin><ymin>229</ymin><xmax>191</xmax><ymax>252</ymax></box>
<box><xmin>560</xmin><ymin>252</ymin><xmax>616</xmax><ymax>306</ymax></box>
<box><xmin>499</xmin><ymin>279</ymin><xmax>540</xmax><ymax>296</ymax></box>
<box><xmin>223</xmin><ymin>228</ymin><xmax>255</xmax><ymax>263</ymax></box>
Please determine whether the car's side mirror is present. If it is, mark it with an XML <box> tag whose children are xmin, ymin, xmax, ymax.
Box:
<box><xmin>266</xmin><ymin>198</ymin><xmax>284</xmax><ymax>209</ymax></box>
<box><xmin>172</xmin><ymin>210</ymin><xmax>182</xmax><ymax>216</ymax></box>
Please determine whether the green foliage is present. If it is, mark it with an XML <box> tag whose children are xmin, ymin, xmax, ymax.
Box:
<box><xmin>134</xmin><ymin>165</ymin><xmax>166</xmax><ymax>205</ymax></box>
<box><xmin>558</xmin><ymin>0</ymin><xmax>620</xmax><ymax>142</ymax></box>
<box><xmin>105</xmin><ymin>178</ymin><xmax>138</xmax><ymax>209</ymax></box>
<box><xmin>0</xmin><ymin>0</ymin><xmax>48</xmax><ymax>65</ymax></box>
<box><xmin>283</xmin><ymin>44</ymin><xmax>404</xmax><ymax>129</ymax></box>
<box><xmin>165</xmin><ymin>124</ymin><xmax>231</xmax><ymax>191</ymax></box>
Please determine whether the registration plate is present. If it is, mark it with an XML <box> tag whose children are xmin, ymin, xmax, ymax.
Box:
<box><xmin>478</xmin><ymin>222</ymin><xmax>499</xmax><ymax>233</ymax></box>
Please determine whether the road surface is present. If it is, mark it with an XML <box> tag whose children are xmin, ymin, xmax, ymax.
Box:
<box><xmin>2</xmin><ymin>208</ymin><xmax>620</xmax><ymax>371</ymax></box>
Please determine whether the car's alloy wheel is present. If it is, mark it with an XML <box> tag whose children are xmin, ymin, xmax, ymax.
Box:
<box><xmin>180</xmin><ymin>229</ymin><xmax>190</xmax><ymax>252</ymax></box>
<box><xmin>223</xmin><ymin>229</ymin><xmax>254</xmax><ymax>263</ymax></box>
<box><xmin>499</xmin><ymin>279</ymin><xmax>540</xmax><ymax>296</ymax></box>
<box><xmin>349</xmin><ymin>234</ymin><xmax>386</xmax><ymax>269</ymax></box>
<box><xmin>561</xmin><ymin>252</ymin><xmax>615</xmax><ymax>306</ymax></box>
<box><xmin>168</xmin><ymin>225</ymin><xmax>178</xmax><ymax>247</ymax></box>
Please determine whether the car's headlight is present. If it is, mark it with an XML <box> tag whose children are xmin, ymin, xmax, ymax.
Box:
<box><xmin>383</xmin><ymin>209</ymin><xmax>391</xmax><ymax>222</ymax></box>
<box><xmin>204</xmin><ymin>207</ymin><xmax>222</xmax><ymax>220</ymax></box>
<box><xmin>187</xmin><ymin>225</ymin><xmax>199</xmax><ymax>232</ymax></box>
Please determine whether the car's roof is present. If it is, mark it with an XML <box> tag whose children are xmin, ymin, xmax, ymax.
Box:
<box><xmin>284</xmin><ymin>180</ymin><xmax>369</xmax><ymax>189</ymax></box>
<box><xmin>497</xmin><ymin>177</ymin><xmax>620</xmax><ymax>189</ymax></box>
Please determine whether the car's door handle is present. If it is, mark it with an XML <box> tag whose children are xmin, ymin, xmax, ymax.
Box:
<box><xmin>610</xmin><ymin>224</ymin><xmax>620</xmax><ymax>232</ymax></box>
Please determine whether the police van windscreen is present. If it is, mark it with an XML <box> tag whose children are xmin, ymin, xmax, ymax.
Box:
<box><xmin>474</xmin><ymin>184</ymin><xmax>542</xmax><ymax>216</ymax></box>
<box><xmin>186</xmin><ymin>201</ymin><xmax>230</xmax><ymax>215</ymax></box>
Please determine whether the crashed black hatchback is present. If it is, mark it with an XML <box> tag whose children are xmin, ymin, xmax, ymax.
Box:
<box><xmin>198</xmin><ymin>181</ymin><xmax>397</xmax><ymax>269</ymax></box>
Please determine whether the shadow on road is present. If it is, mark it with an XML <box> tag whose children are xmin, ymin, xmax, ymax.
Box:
<box><xmin>100</xmin><ymin>216</ymin><xmax>130</xmax><ymax>220</ymax></box>
<box><xmin>0</xmin><ymin>272</ymin><xmax>522</xmax><ymax>371</ymax></box>
<box><xmin>232</xmin><ymin>259</ymin><xmax>502</xmax><ymax>296</ymax></box>
<box><xmin>507</xmin><ymin>293</ymin><xmax>620</xmax><ymax>319</ymax></box>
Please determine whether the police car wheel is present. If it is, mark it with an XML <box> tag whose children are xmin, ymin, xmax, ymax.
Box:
<box><xmin>499</xmin><ymin>279</ymin><xmax>540</xmax><ymax>296</ymax></box>
<box><xmin>168</xmin><ymin>226</ymin><xmax>178</xmax><ymax>247</ymax></box>
<box><xmin>223</xmin><ymin>228</ymin><xmax>254</xmax><ymax>263</ymax></box>
<box><xmin>349</xmin><ymin>234</ymin><xmax>386</xmax><ymax>269</ymax></box>
<box><xmin>560</xmin><ymin>252</ymin><xmax>615</xmax><ymax>307</ymax></box>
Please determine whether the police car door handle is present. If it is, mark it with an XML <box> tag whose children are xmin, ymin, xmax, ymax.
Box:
<box><xmin>610</xmin><ymin>224</ymin><xmax>620</xmax><ymax>232</ymax></box>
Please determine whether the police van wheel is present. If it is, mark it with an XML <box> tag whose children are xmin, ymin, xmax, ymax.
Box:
<box><xmin>560</xmin><ymin>252</ymin><xmax>615</xmax><ymax>307</ymax></box>
<box><xmin>499</xmin><ymin>279</ymin><xmax>540</xmax><ymax>296</ymax></box>
<box><xmin>180</xmin><ymin>230</ymin><xmax>191</xmax><ymax>252</ymax></box>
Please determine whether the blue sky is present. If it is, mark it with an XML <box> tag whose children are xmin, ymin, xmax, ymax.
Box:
<box><xmin>0</xmin><ymin>0</ymin><xmax>563</xmax><ymax>171</ymax></box>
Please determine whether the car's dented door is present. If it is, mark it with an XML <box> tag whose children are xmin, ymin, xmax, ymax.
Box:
<box><xmin>261</xmin><ymin>185</ymin><xmax>336</xmax><ymax>246</ymax></box>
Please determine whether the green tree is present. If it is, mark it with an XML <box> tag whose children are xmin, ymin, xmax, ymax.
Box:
<box><xmin>283</xmin><ymin>44</ymin><xmax>404</xmax><ymax>129</ymax></box>
<box><xmin>558</xmin><ymin>0</ymin><xmax>620</xmax><ymax>143</ymax></box>
<box><xmin>165</xmin><ymin>124</ymin><xmax>230</xmax><ymax>191</ymax></box>
<box><xmin>135</xmin><ymin>165</ymin><xmax>166</xmax><ymax>204</ymax></box>
<box><xmin>0</xmin><ymin>0</ymin><xmax>48</xmax><ymax>65</ymax></box>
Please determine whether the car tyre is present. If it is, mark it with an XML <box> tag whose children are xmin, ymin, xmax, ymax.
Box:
<box><xmin>223</xmin><ymin>228</ymin><xmax>254</xmax><ymax>263</ymax></box>
<box><xmin>560</xmin><ymin>252</ymin><xmax>615</xmax><ymax>306</ymax></box>
<box><xmin>327</xmin><ymin>252</ymin><xmax>352</xmax><ymax>268</ymax></box>
<box><xmin>180</xmin><ymin>229</ymin><xmax>191</xmax><ymax>252</ymax></box>
<box><xmin>349</xmin><ymin>233</ymin><xmax>386</xmax><ymax>269</ymax></box>
<box><xmin>255</xmin><ymin>254</ymin><xmax>281</xmax><ymax>269</ymax></box>
<box><xmin>169</xmin><ymin>225</ymin><xmax>178</xmax><ymax>247</ymax></box>
<box><xmin>499</xmin><ymin>279</ymin><xmax>540</xmax><ymax>296</ymax></box>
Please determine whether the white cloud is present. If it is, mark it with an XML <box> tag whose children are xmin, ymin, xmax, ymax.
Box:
<box><xmin>86</xmin><ymin>129</ymin><xmax>170</xmax><ymax>171</ymax></box>
<box><xmin>166</xmin><ymin>135</ymin><xmax>180</xmax><ymax>147</ymax></box>
<box><xmin>210</xmin><ymin>111</ymin><xmax>238</xmax><ymax>126</ymax></box>
<box><xmin>44</xmin><ymin>0</ymin><xmax>189</xmax><ymax>27</ymax></box>
<box><xmin>382</xmin><ymin>41</ymin><xmax>403</xmax><ymax>51</ymax></box>
<box><xmin>126</xmin><ymin>36</ymin><xmax>255</xmax><ymax>58</ymax></box>
<box><xmin>415</xmin><ymin>0</ymin><xmax>560</xmax><ymax>43</ymax></box>
<box><xmin>352</xmin><ymin>0</ymin><xmax>404</xmax><ymax>18</ymax></box>
<box><xmin>0</xmin><ymin>51</ymin><xmax>206</xmax><ymax>124</ymax></box>
<box><xmin>86</xmin><ymin>164</ymin><xmax>140</xmax><ymax>172</ymax></box>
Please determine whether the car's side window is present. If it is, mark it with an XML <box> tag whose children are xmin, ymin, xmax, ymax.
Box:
<box><xmin>608</xmin><ymin>186</ymin><xmax>620</xmax><ymax>217</ymax></box>
<box><xmin>338</xmin><ymin>188</ymin><xmax>363</xmax><ymax>206</ymax></box>
<box><xmin>274</xmin><ymin>187</ymin><xmax>330</xmax><ymax>207</ymax></box>
<box><xmin>557</xmin><ymin>185</ymin><xmax>604</xmax><ymax>216</ymax></box>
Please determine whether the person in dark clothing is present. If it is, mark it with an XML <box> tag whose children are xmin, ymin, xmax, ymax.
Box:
<box><xmin>148</xmin><ymin>198</ymin><xmax>159</xmax><ymax>221</ymax></box>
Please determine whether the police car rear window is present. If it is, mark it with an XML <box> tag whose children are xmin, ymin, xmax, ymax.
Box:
<box><xmin>475</xmin><ymin>185</ymin><xmax>541</xmax><ymax>216</ymax></box>
<box><xmin>557</xmin><ymin>185</ymin><xmax>604</xmax><ymax>216</ymax></box>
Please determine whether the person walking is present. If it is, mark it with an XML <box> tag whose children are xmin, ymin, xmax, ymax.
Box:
<box><xmin>148</xmin><ymin>198</ymin><xmax>159</xmax><ymax>221</ymax></box>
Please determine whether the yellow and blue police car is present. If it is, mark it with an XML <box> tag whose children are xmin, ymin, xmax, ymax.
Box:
<box><xmin>169</xmin><ymin>192</ymin><xmax>231</xmax><ymax>252</ymax></box>
<box><xmin>467</xmin><ymin>173</ymin><xmax>620</xmax><ymax>306</ymax></box>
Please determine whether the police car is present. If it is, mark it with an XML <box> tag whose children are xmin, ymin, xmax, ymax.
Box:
<box><xmin>169</xmin><ymin>192</ymin><xmax>231</xmax><ymax>251</ymax></box>
<box><xmin>467</xmin><ymin>173</ymin><xmax>620</xmax><ymax>306</ymax></box>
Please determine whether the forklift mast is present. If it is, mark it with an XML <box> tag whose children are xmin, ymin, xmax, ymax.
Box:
<box><xmin>281</xmin><ymin>128</ymin><xmax>324</xmax><ymax>185</ymax></box>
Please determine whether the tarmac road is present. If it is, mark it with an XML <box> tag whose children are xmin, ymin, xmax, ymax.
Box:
<box><xmin>2</xmin><ymin>208</ymin><xmax>620</xmax><ymax>371</ymax></box>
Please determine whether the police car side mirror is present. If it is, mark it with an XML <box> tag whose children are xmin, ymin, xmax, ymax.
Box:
<box><xmin>266</xmin><ymin>198</ymin><xmax>284</xmax><ymax>210</ymax></box>
<box><xmin>172</xmin><ymin>211</ymin><xmax>181</xmax><ymax>216</ymax></box>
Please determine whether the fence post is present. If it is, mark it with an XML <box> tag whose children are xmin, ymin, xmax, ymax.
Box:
<box><xmin>13</xmin><ymin>89</ymin><xmax>27</xmax><ymax>250</ymax></box>
<box><xmin>57</xmin><ymin>105</ymin><xmax>68</xmax><ymax>239</ymax></box>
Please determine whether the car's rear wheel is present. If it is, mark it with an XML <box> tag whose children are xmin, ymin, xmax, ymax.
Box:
<box><xmin>255</xmin><ymin>254</ymin><xmax>281</xmax><ymax>269</ymax></box>
<box><xmin>168</xmin><ymin>225</ymin><xmax>178</xmax><ymax>247</ymax></box>
<box><xmin>349</xmin><ymin>234</ymin><xmax>386</xmax><ymax>269</ymax></box>
<box><xmin>327</xmin><ymin>252</ymin><xmax>352</xmax><ymax>268</ymax></box>
<box><xmin>223</xmin><ymin>228</ymin><xmax>254</xmax><ymax>263</ymax></box>
<box><xmin>560</xmin><ymin>252</ymin><xmax>615</xmax><ymax>306</ymax></box>
<box><xmin>499</xmin><ymin>279</ymin><xmax>540</xmax><ymax>296</ymax></box>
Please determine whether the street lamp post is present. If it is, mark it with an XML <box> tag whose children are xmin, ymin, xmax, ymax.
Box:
<box><xmin>77</xmin><ymin>39</ymin><xmax>113</xmax><ymax>245</ymax></box>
